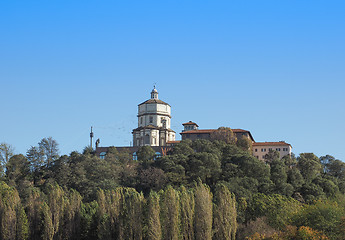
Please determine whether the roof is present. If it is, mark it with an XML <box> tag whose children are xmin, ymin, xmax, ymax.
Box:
<box><xmin>166</xmin><ymin>140</ymin><xmax>181</xmax><ymax>144</ymax></box>
<box><xmin>132</xmin><ymin>125</ymin><xmax>176</xmax><ymax>133</ymax></box>
<box><xmin>180</xmin><ymin>128</ymin><xmax>250</xmax><ymax>134</ymax></box>
<box><xmin>182</xmin><ymin>121</ymin><xmax>199</xmax><ymax>127</ymax></box>
<box><xmin>180</xmin><ymin>128</ymin><xmax>255</xmax><ymax>142</ymax></box>
<box><xmin>139</xmin><ymin>98</ymin><xmax>170</xmax><ymax>106</ymax></box>
<box><xmin>180</xmin><ymin>129</ymin><xmax>215</xmax><ymax>134</ymax></box>
<box><xmin>253</xmin><ymin>141</ymin><xmax>292</xmax><ymax>147</ymax></box>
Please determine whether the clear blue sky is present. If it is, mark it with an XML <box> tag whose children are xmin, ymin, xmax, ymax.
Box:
<box><xmin>1</xmin><ymin>0</ymin><xmax>344</xmax><ymax>161</ymax></box>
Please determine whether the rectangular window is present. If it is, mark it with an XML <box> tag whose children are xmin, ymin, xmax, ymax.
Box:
<box><xmin>140</xmin><ymin>117</ymin><xmax>143</xmax><ymax>124</ymax></box>
<box><xmin>149</xmin><ymin>116</ymin><xmax>153</xmax><ymax>123</ymax></box>
<box><xmin>269</xmin><ymin>148</ymin><xmax>272</xmax><ymax>151</ymax></box>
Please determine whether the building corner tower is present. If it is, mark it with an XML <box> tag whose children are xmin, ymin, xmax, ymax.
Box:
<box><xmin>132</xmin><ymin>87</ymin><xmax>176</xmax><ymax>146</ymax></box>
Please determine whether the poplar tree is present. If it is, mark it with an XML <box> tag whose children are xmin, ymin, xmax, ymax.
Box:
<box><xmin>46</xmin><ymin>184</ymin><xmax>66</xmax><ymax>238</ymax></box>
<box><xmin>179</xmin><ymin>186</ymin><xmax>194</xmax><ymax>240</ymax></box>
<box><xmin>41</xmin><ymin>202</ymin><xmax>54</xmax><ymax>240</ymax></box>
<box><xmin>120</xmin><ymin>188</ymin><xmax>143</xmax><ymax>240</ymax></box>
<box><xmin>147</xmin><ymin>191</ymin><xmax>162</xmax><ymax>240</ymax></box>
<box><xmin>26</xmin><ymin>188</ymin><xmax>43</xmax><ymax>240</ymax></box>
<box><xmin>63</xmin><ymin>189</ymin><xmax>82</xmax><ymax>239</ymax></box>
<box><xmin>213</xmin><ymin>184</ymin><xmax>237</xmax><ymax>240</ymax></box>
<box><xmin>194</xmin><ymin>180</ymin><xmax>213</xmax><ymax>240</ymax></box>
<box><xmin>0</xmin><ymin>182</ymin><xmax>28</xmax><ymax>240</ymax></box>
<box><xmin>96</xmin><ymin>189</ymin><xmax>111</xmax><ymax>240</ymax></box>
<box><xmin>160</xmin><ymin>186</ymin><xmax>180</xmax><ymax>240</ymax></box>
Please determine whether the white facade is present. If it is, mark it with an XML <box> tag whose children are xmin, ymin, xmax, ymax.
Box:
<box><xmin>132</xmin><ymin>87</ymin><xmax>175</xmax><ymax>147</ymax></box>
<box><xmin>252</xmin><ymin>142</ymin><xmax>292</xmax><ymax>161</ymax></box>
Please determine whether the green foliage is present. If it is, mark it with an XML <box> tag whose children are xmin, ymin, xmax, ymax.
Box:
<box><xmin>293</xmin><ymin>199</ymin><xmax>345</xmax><ymax>239</ymax></box>
<box><xmin>0</xmin><ymin>181</ymin><xmax>29</xmax><ymax>240</ymax></box>
<box><xmin>147</xmin><ymin>191</ymin><xmax>162</xmax><ymax>240</ymax></box>
<box><xmin>160</xmin><ymin>185</ymin><xmax>180</xmax><ymax>240</ymax></box>
<box><xmin>194</xmin><ymin>180</ymin><xmax>213</xmax><ymax>240</ymax></box>
<box><xmin>249</xmin><ymin>193</ymin><xmax>302</xmax><ymax>229</ymax></box>
<box><xmin>0</xmin><ymin>143</ymin><xmax>15</xmax><ymax>177</ymax></box>
<box><xmin>210</xmin><ymin>127</ymin><xmax>237</xmax><ymax>144</ymax></box>
<box><xmin>236</xmin><ymin>136</ymin><xmax>253</xmax><ymax>152</ymax></box>
<box><xmin>213</xmin><ymin>184</ymin><xmax>237</xmax><ymax>240</ymax></box>
<box><xmin>179</xmin><ymin>186</ymin><xmax>194</xmax><ymax>240</ymax></box>
<box><xmin>6</xmin><ymin>154</ymin><xmax>31</xmax><ymax>186</ymax></box>
<box><xmin>137</xmin><ymin>146</ymin><xmax>155</xmax><ymax>168</ymax></box>
<box><xmin>297</xmin><ymin>153</ymin><xmax>322</xmax><ymax>183</ymax></box>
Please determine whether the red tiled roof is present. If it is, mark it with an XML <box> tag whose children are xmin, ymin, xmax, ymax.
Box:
<box><xmin>253</xmin><ymin>141</ymin><xmax>291</xmax><ymax>147</ymax></box>
<box><xmin>180</xmin><ymin>129</ymin><xmax>250</xmax><ymax>134</ymax></box>
<box><xmin>180</xmin><ymin>129</ymin><xmax>215</xmax><ymax>134</ymax></box>
<box><xmin>167</xmin><ymin>141</ymin><xmax>181</xmax><ymax>144</ymax></box>
<box><xmin>182</xmin><ymin>121</ymin><xmax>199</xmax><ymax>127</ymax></box>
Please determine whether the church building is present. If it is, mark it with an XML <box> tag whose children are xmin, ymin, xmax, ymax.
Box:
<box><xmin>95</xmin><ymin>86</ymin><xmax>292</xmax><ymax>161</ymax></box>
<box><xmin>132</xmin><ymin>87</ymin><xmax>176</xmax><ymax>147</ymax></box>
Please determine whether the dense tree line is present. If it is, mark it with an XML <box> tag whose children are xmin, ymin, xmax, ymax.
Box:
<box><xmin>0</xmin><ymin>136</ymin><xmax>345</xmax><ymax>239</ymax></box>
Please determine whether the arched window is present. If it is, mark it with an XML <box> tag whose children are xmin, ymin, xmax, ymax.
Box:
<box><xmin>145</xmin><ymin>134</ymin><xmax>150</xmax><ymax>145</ymax></box>
<box><xmin>154</xmin><ymin>152</ymin><xmax>162</xmax><ymax>160</ymax></box>
<box><xmin>100</xmin><ymin>152</ymin><xmax>106</xmax><ymax>160</ymax></box>
<box><xmin>133</xmin><ymin>152</ymin><xmax>137</xmax><ymax>161</ymax></box>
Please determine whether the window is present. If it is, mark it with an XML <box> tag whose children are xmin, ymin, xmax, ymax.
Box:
<box><xmin>269</xmin><ymin>148</ymin><xmax>272</xmax><ymax>151</ymax></box>
<box><xmin>140</xmin><ymin>117</ymin><xmax>143</xmax><ymax>124</ymax></box>
<box><xmin>100</xmin><ymin>152</ymin><xmax>106</xmax><ymax>160</ymax></box>
<box><xmin>149</xmin><ymin>116</ymin><xmax>153</xmax><ymax>123</ymax></box>
<box><xmin>145</xmin><ymin>134</ymin><xmax>150</xmax><ymax>145</ymax></box>
<box><xmin>133</xmin><ymin>152</ymin><xmax>137</xmax><ymax>161</ymax></box>
<box><xmin>283</xmin><ymin>148</ymin><xmax>288</xmax><ymax>151</ymax></box>
<box><xmin>261</xmin><ymin>148</ymin><xmax>266</xmax><ymax>152</ymax></box>
<box><xmin>255</xmin><ymin>149</ymin><xmax>258</xmax><ymax>152</ymax></box>
<box><xmin>154</xmin><ymin>152</ymin><xmax>162</xmax><ymax>160</ymax></box>
<box><xmin>276</xmin><ymin>148</ymin><xmax>281</xmax><ymax>151</ymax></box>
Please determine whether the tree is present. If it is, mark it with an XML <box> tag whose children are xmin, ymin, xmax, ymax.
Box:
<box><xmin>0</xmin><ymin>182</ymin><xmax>29</xmax><ymax>240</ymax></box>
<box><xmin>147</xmin><ymin>191</ymin><xmax>162</xmax><ymax>240</ymax></box>
<box><xmin>213</xmin><ymin>184</ymin><xmax>237</xmax><ymax>240</ymax></box>
<box><xmin>186</xmin><ymin>152</ymin><xmax>221</xmax><ymax>185</ymax></box>
<box><xmin>137</xmin><ymin>146</ymin><xmax>155</xmax><ymax>168</ymax></box>
<box><xmin>194</xmin><ymin>180</ymin><xmax>213</xmax><ymax>240</ymax></box>
<box><xmin>264</xmin><ymin>150</ymin><xmax>280</xmax><ymax>164</ymax></box>
<box><xmin>0</xmin><ymin>142</ymin><xmax>14</xmax><ymax>176</ymax></box>
<box><xmin>297</xmin><ymin>153</ymin><xmax>322</xmax><ymax>183</ymax></box>
<box><xmin>320</xmin><ymin>155</ymin><xmax>345</xmax><ymax>179</ymax></box>
<box><xmin>180</xmin><ymin>186</ymin><xmax>195</xmax><ymax>240</ymax></box>
<box><xmin>210</xmin><ymin>127</ymin><xmax>237</xmax><ymax>144</ymax></box>
<box><xmin>38</xmin><ymin>137</ymin><xmax>59</xmax><ymax>166</ymax></box>
<box><xmin>26</xmin><ymin>146</ymin><xmax>44</xmax><ymax>172</ymax></box>
<box><xmin>236</xmin><ymin>136</ymin><xmax>253</xmax><ymax>152</ymax></box>
<box><xmin>160</xmin><ymin>186</ymin><xmax>180</xmax><ymax>240</ymax></box>
<box><xmin>6</xmin><ymin>154</ymin><xmax>30</xmax><ymax>186</ymax></box>
<box><xmin>293</xmin><ymin>199</ymin><xmax>344</xmax><ymax>239</ymax></box>
<box><xmin>136</xmin><ymin>167</ymin><xmax>166</xmax><ymax>194</ymax></box>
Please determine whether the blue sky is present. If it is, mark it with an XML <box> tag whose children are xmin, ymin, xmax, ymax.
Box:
<box><xmin>1</xmin><ymin>0</ymin><xmax>344</xmax><ymax>161</ymax></box>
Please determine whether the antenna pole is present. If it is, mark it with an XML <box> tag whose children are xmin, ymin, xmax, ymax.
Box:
<box><xmin>90</xmin><ymin>126</ymin><xmax>94</xmax><ymax>149</ymax></box>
